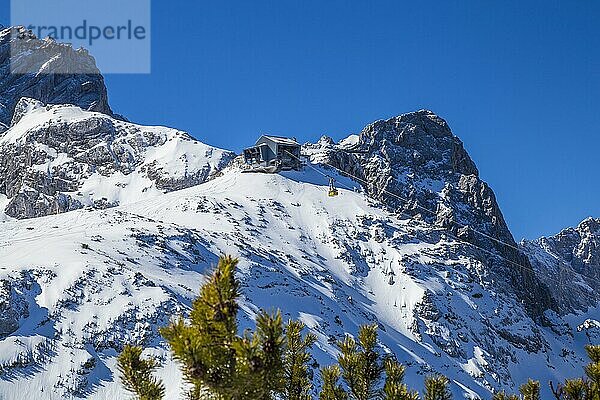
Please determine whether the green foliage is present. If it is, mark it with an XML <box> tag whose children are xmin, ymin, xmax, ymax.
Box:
<box><xmin>320</xmin><ymin>365</ymin><xmax>348</xmax><ymax>400</ymax></box>
<box><xmin>337</xmin><ymin>324</ymin><xmax>385</xmax><ymax>400</ymax></box>
<box><xmin>382</xmin><ymin>358</ymin><xmax>420</xmax><ymax>400</ymax></box>
<box><xmin>423</xmin><ymin>375</ymin><xmax>452</xmax><ymax>400</ymax></box>
<box><xmin>563</xmin><ymin>378</ymin><xmax>587</xmax><ymax>400</ymax></box>
<box><xmin>551</xmin><ymin>345</ymin><xmax>600</xmax><ymax>400</ymax></box>
<box><xmin>117</xmin><ymin>345</ymin><xmax>165</xmax><ymax>400</ymax></box>
<box><xmin>283</xmin><ymin>320</ymin><xmax>318</xmax><ymax>400</ymax></box>
<box><xmin>117</xmin><ymin>251</ymin><xmax>597</xmax><ymax>400</ymax></box>
<box><xmin>160</xmin><ymin>256</ymin><xmax>286</xmax><ymax>399</ymax></box>
<box><xmin>587</xmin><ymin>345</ymin><xmax>600</xmax><ymax>364</ymax></box>
<box><xmin>491</xmin><ymin>391</ymin><xmax>519</xmax><ymax>400</ymax></box>
<box><xmin>321</xmin><ymin>324</ymin><xmax>424</xmax><ymax>400</ymax></box>
<box><xmin>519</xmin><ymin>379</ymin><xmax>540</xmax><ymax>400</ymax></box>
<box><xmin>233</xmin><ymin>310</ymin><xmax>286</xmax><ymax>399</ymax></box>
<box><xmin>160</xmin><ymin>255</ymin><xmax>240</xmax><ymax>398</ymax></box>
<box><xmin>584</xmin><ymin>345</ymin><xmax>600</xmax><ymax>399</ymax></box>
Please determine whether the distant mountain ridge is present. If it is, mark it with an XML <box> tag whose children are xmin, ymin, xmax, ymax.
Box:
<box><xmin>522</xmin><ymin>217</ymin><xmax>600</xmax><ymax>313</ymax></box>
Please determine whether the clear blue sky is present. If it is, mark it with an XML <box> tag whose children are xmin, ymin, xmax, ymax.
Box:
<box><xmin>2</xmin><ymin>1</ymin><xmax>599</xmax><ymax>240</ymax></box>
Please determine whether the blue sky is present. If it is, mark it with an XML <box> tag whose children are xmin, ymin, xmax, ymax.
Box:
<box><xmin>2</xmin><ymin>1</ymin><xmax>599</xmax><ymax>240</ymax></box>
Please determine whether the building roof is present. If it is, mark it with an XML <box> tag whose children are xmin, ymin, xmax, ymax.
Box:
<box><xmin>258</xmin><ymin>135</ymin><xmax>299</xmax><ymax>146</ymax></box>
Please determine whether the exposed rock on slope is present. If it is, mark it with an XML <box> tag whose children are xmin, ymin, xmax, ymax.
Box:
<box><xmin>0</xmin><ymin>26</ymin><xmax>113</xmax><ymax>131</ymax></box>
<box><xmin>523</xmin><ymin>217</ymin><xmax>600</xmax><ymax>313</ymax></box>
<box><xmin>0</xmin><ymin>275</ymin><xmax>32</xmax><ymax>339</ymax></box>
<box><xmin>0</xmin><ymin>98</ymin><xmax>235</xmax><ymax>219</ymax></box>
<box><xmin>304</xmin><ymin>110</ymin><xmax>556</xmax><ymax>317</ymax></box>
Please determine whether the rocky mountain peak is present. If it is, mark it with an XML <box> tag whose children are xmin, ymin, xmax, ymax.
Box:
<box><xmin>577</xmin><ymin>216</ymin><xmax>600</xmax><ymax>234</ymax></box>
<box><xmin>10</xmin><ymin>97</ymin><xmax>45</xmax><ymax>126</ymax></box>
<box><xmin>0</xmin><ymin>26</ymin><xmax>235</xmax><ymax>221</ymax></box>
<box><xmin>0</xmin><ymin>26</ymin><xmax>114</xmax><ymax>131</ymax></box>
<box><xmin>357</xmin><ymin>110</ymin><xmax>479</xmax><ymax>178</ymax></box>
<box><xmin>307</xmin><ymin>110</ymin><xmax>556</xmax><ymax>317</ymax></box>
<box><xmin>539</xmin><ymin>217</ymin><xmax>600</xmax><ymax>277</ymax></box>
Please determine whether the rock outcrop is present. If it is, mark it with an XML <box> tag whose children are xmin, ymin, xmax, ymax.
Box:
<box><xmin>0</xmin><ymin>98</ymin><xmax>235</xmax><ymax>219</ymax></box>
<box><xmin>0</xmin><ymin>274</ymin><xmax>33</xmax><ymax>339</ymax></box>
<box><xmin>523</xmin><ymin>217</ymin><xmax>600</xmax><ymax>313</ymax></box>
<box><xmin>0</xmin><ymin>26</ymin><xmax>114</xmax><ymax>132</ymax></box>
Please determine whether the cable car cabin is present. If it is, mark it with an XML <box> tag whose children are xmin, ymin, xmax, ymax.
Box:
<box><xmin>328</xmin><ymin>177</ymin><xmax>339</xmax><ymax>197</ymax></box>
<box><xmin>242</xmin><ymin>135</ymin><xmax>302</xmax><ymax>173</ymax></box>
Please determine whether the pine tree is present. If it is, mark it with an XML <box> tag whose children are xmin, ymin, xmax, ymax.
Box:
<box><xmin>160</xmin><ymin>255</ymin><xmax>240</xmax><ymax>398</ymax></box>
<box><xmin>382</xmin><ymin>358</ymin><xmax>420</xmax><ymax>400</ymax></box>
<box><xmin>423</xmin><ymin>375</ymin><xmax>452</xmax><ymax>400</ymax></box>
<box><xmin>337</xmin><ymin>324</ymin><xmax>384</xmax><ymax>400</ymax></box>
<box><xmin>584</xmin><ymin>345</ymin><xmax>600</xmax><ymax>399</ymax></box>
<box><xmin>117</xmin><ymin>345</ymin><xmax>165</xmax><ymax>400</ymax></box>
<box><xmin>562</xmin><ymin>378</ymin><xmax>587</xmax><ymax>400</ymax></box>
<box><xmin>256</xmin><ymin>310</ymin><xmax>286</xmax><ymax>396</ymax></box>
<box><xmin>159</xmin><ymin>256</ymin><xmax>288</xmax><ymax>400</ymax></box>
<box><xmin>519</xmin><ymin>379</ymin><xmax>540</xmax><ymax>400</ymax></box>
<box><xmin>119</xmin><ymin>255</ymin><xmax>600</xmax><ymax>400</ymax></box>
<box><xmin>233</xmin><ymin>310</ymin><xmax>286</xmax><ymax>399</ymax></box>
<box><xmin>321</xmin><ymin>324</ymin><xmax>421</xmax><ymax>400</ymax></box>
<box><xmin>320</xmin><ymin>365</ymin><xmax>348</xmax><ymax>400</ymax></box>
<box><xmin>283</xmin><ymin>320</ymin><xmax>317</xmax><ymax>400</ymax></box>
<box><xmin>550</xmin><ymin>344</ymin><xmax>600</xmax><ymax>400</ymax></box>
<box><xmin>491</xmin><ymin>391</ymin><xmax>519</xmax><ymax>400</ymax></box>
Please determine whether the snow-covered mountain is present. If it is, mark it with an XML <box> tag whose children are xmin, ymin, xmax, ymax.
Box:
<box><xmin>522</xmin><ymin>217</ymin><xmax>600</xmax><ymax>313</ymax></box>
<box><xmin>0</xmin><ymin>26</ymin><xmax>235</xmax><ymax>220</ymax></box>
<box><xmin>303</xmin><ymin>112</ymin><xmax>555</xmax><ymax>318</ymax></box>
<box><xmin>1</xmin><ymin>165</ymin><xmax>598</xmax><ymax>400</ymax></box>
<box><xmin>0</xmin><ymin>26</ymin><xmax>114</xmax><ymax>131</ymax></box>
<box><xmin>0</xmin><ymin>97</ymin><xmax>234</xmax><ymax>220</ymax></box>
<box><xmin>0</xmin><ymin>25</ymin><xmax>598</xmax><ymax>400</ymax></box>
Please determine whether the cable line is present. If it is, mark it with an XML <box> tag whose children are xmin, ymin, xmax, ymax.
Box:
<box><xmin>284</xmin><ymin>150</ymin><xmax>600</xmax><ymax>293</ymax></box>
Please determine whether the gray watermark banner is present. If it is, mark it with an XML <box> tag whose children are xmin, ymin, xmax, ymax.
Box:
<box><xmin>10</xmin><ymin>0</ymin><xmax>151</xmax><ymax>74</ymax></box>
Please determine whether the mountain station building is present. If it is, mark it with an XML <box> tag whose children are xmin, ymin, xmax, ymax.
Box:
<box><xmin>242</xmin><ymin>135</ymin><xmax>302</xmax><ymax>172</ymax></box>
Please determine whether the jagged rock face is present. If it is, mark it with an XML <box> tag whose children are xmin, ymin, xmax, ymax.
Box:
<box><xmin>0</xmin><ymin>26</ymin><xmax>113</xmax><ymax>131</ymax></box>
<box><xmin>542</xmin><ymin>218</ymin><xmax>600</xmax><ymax>280</ymax></box>
<box><xmin>0</xmin><ymin>273</ymin><xmax>33</xmax><ymax>339</ymax></box>
<box><xmin>0</xmin><ymin>280</ymin><xmax>22</xmax><ymax>338</ymax></box>
<box><xmin>523</xmin><ymin>217</ymin><xmax>600</xmax><ymax>313</ymax></box>
<box><xmin>305</xmin><ymin>110</ymin><xmax>556</xmax><ymax>317</ymax></box>
<box><xmin>0</xmin><ymin>98</ymin><xmax>235</xmax><ymax>219</ymax></box>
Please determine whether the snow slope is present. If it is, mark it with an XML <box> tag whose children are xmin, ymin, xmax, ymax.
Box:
<box><xmin>0</xmin><ymin>166</ymin><xmax>597</xmax><ymax>399</ymax></box>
